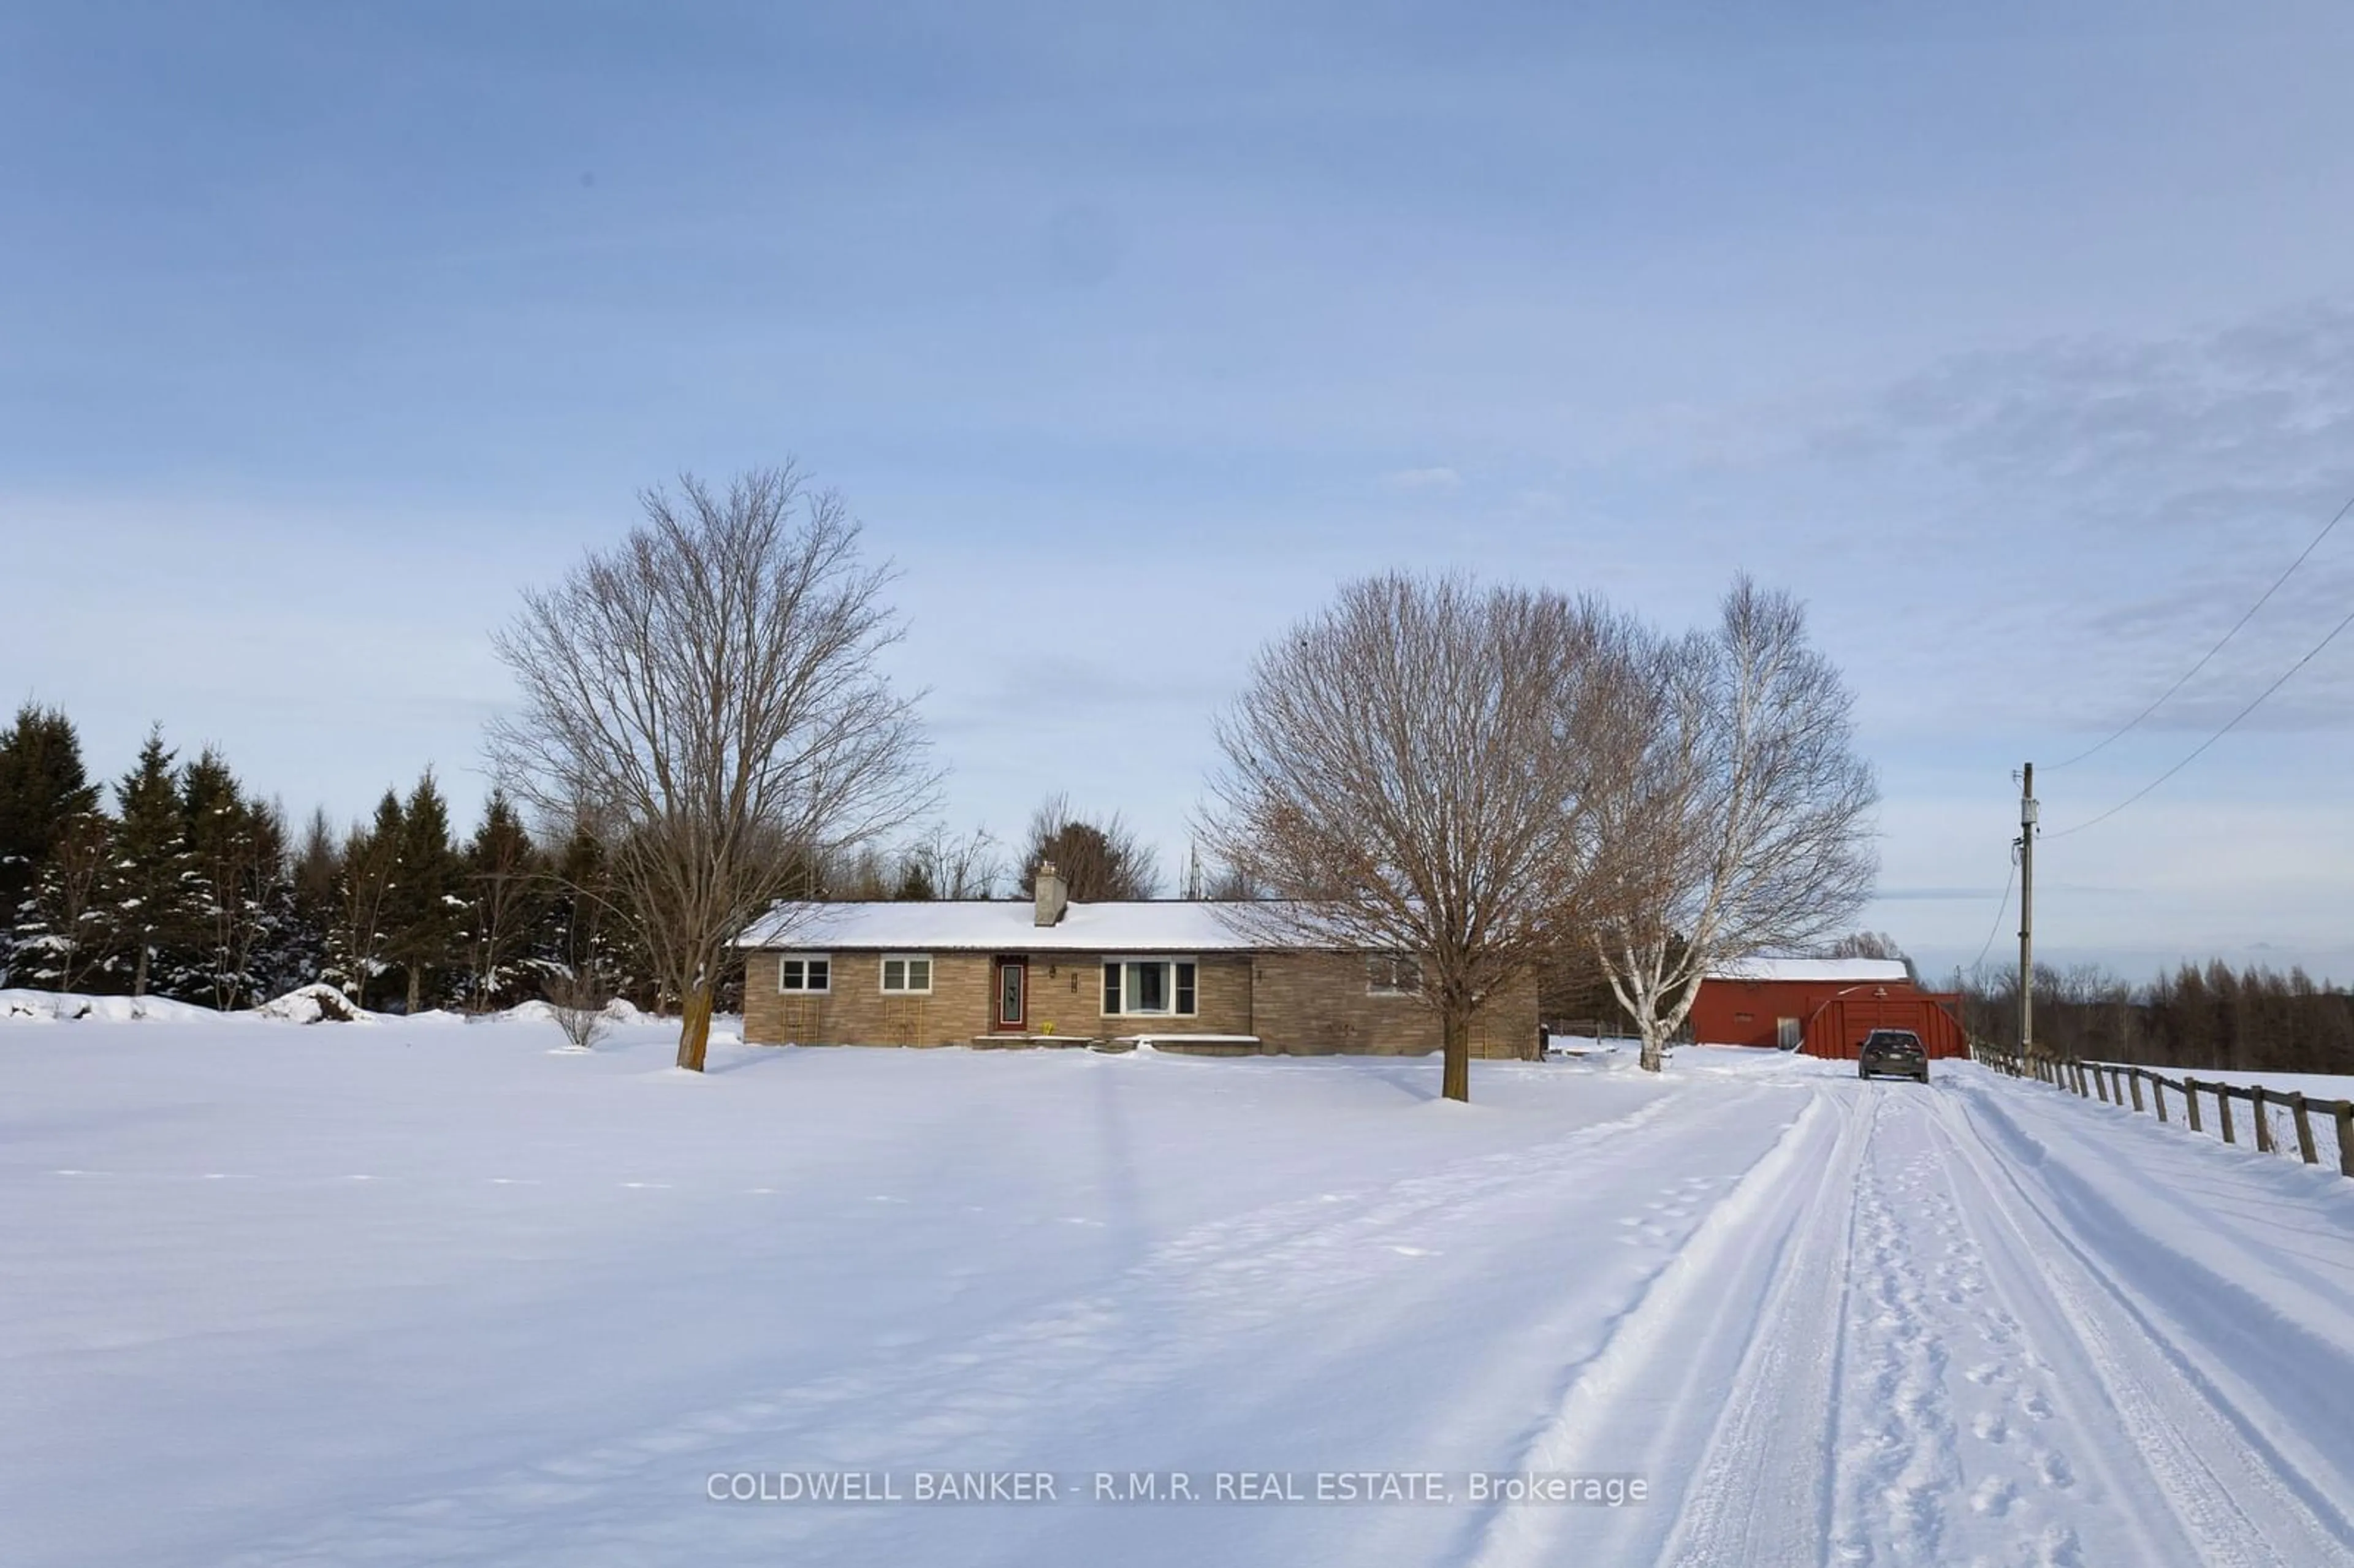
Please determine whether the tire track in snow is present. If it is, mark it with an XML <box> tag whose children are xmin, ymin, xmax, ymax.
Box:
<box><xmin>1462</xmin><ymin>1084</ymin><xmax>1860</xmax><ymax>1568</ymax></box>
<box><xmin>1925</xmin><ymin>1086</ymin><xmax>2353</xmax><ymax>1566</ymax></box>
<box><xmin>1661</xmin><ymin>1087</ymin><xmax>1876</xmax><ymax>1567</ymax></box>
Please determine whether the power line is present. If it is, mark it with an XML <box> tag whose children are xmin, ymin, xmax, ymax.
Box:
<box><xmin>1967</xmin><ymin>846</ymin><xmax>2017</xmax><ymax>972</ymax></box>
<box><xmin>2048</xmin><ymin>595</ymin><xmax>2354</xmax><ymax>839</ymax></box>
<box><xmin>2049</xmin><ymin>487</ymin><xmax>2354</xmax><ymax>771</ymax></box>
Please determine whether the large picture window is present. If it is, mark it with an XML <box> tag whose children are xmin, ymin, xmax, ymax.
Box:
<box><xmin>880</xmin><ymin>954</ymin><xmax>933</xmax><ymax>995</ymax></box>
<box><xmin>1102</xmin><ymin>958</ymin><xmax>1197</xmax><ymax>1017</ymax></box>
<box><xmin>1366</xmin><ymin>954</ymin><xmax>1420</xmax><ymax>996</ymax></box>
<box><xmin>779</xmin><ymin>954</ymin><xmax>831</xmax><ymax>993</ymax></box>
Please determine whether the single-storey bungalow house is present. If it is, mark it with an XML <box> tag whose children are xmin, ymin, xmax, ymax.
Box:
<box><xmin>1689</xmin><ymin>957</ymin><xmax>1968</xmax><ymax>1059</ymax></box>
<box><xmin>736</xmin><ymin>862</ymin><xmax>1539</xmax><ymax>1057</ymax></box>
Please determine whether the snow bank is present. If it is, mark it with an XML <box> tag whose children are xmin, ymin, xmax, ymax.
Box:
<box><xmin>3</xmin><ymin>988</ymin><xmax>678</xmax><ymax>1031</ymax></box>
<box><xmin>495</xmin><ymin>997</ymin><xmax>664</xmax><ymax>1027</ymax></box>
<box><xmin>0</xmin><ymin>989</ymin><xmax>223</xmax><ymax>1023</ymax></box>
<box><xmin>247</xmin><ymin>984</ymin><xmax>368</xmax><ymax>1024</ymax></box>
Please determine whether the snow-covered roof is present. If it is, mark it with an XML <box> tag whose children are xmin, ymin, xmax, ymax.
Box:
<box><xmin>738</xmin><ymin>900</ymin><xmax>1272</xmax><ymax>953</ymax></box>
<box><xmin>1707</xmin><ymin>957</ymin><xmax>1913</xmax><ymax>984</ymax></box>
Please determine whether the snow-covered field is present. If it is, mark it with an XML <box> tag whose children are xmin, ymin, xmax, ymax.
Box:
<box><xmin>5</xmin><ymin>1014</ymin><xmax>2352</xmax><ymax>1567</ymax></box>
<box><xmin>2144</xmin><ymin>1067</ymin><xmax>2353</xmax><ymax>1101</ymax></box>
<box><xmin>2068</xmin><ymin>1057</ymin><xmax>2354</xmax><ymax>1171</ymax></box>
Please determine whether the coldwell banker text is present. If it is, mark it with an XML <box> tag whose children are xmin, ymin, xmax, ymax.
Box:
<box><xmin>704</xmin><ymin>1471</ymin><xmax>1649</xmax><ymax>1506</ymax></box>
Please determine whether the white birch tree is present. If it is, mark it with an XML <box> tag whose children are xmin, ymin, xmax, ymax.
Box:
<box><xmin>1588</xmin><ymin>577</ymin><xmax>1878</xmax><ymax>1071</ymax></box>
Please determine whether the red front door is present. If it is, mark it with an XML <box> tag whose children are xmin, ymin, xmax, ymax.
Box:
<box><xmin>994</xmin><ymin>958</ymin><xmax>1027</xmax><ymax>1031</ymax></box>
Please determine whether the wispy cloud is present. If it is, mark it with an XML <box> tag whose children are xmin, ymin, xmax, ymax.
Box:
<box><xmin>1379</xmin><ymin>466</ymin><xmax>1462</xmax><ymax>492</ymax></box>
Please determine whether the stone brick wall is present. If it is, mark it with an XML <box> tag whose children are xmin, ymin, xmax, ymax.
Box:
<box><xmin>741</xmin><ymin>948</ymin><xmax>1254</xmax><ymax>1046</ymax></box>
<box><xmin>740</xmin><ymin>943</ymin><xmax>1537</xmax><ymax>1057</ymax></box>
<box><xmin>1247</xmin><ymin>953</ymin><xmax>1541</xmax><ymax>1058</ymax></box>
<box><xmin>742</xmin><ymin>950</ymin><xmax>995</xmax><ymax>1047</ymax></box>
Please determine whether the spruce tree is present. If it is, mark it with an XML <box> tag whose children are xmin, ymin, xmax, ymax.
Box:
<box><xmin>384</xmin><ymin>771</ymin><xmax>461</xmax><ymax>1014</ymax></box>
<box><xmin>9</xmin><ymin>810</ymin><xmax>113</xmax><ymax>998</ymax></box>
<box><xmin>275</xmin><ymin>807</ymin><xmax>342</xmax><ymax>999</ymax></box>
<box><xmin>457</xmin><ymin>790</ymin><xmax>545</xmax><ymax>1011</ymax></box>
<box><xmin>893</xmin><ymin>856</ymin><xmax>936</xmax><ymax>900</ymax></box>
<box><xmin>107</xmin><ymin>728</ymin><xmax>199</xmax><ymax>1002</ymax></box>
<box><xmin>0</xmin><ymin>704</ymin><xmax>99</xmax><ymax>984</ymax></box>
<box><xmin>327</xmin><ymin>793</ymin><xmax>403</xmax><ymax>1008</ymax></box>
<box><xmin>180</xmin><ymin>749</ymin><xmax>291</xmax><ymax>1010</ymax></box>
<box><xmin>539</xmin><ymin>820</ymin><xmax>641</xmax><ymax>1005</ymax></box>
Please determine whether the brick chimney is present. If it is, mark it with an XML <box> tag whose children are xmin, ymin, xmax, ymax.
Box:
<box><xmin>1034</xmin><ymin>859</ymin><xmax>1068</xmax><ymax>927</ymax></box>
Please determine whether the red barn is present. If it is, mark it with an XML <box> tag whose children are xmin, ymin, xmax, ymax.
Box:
<box><xmin>1690</xmin><ymin>959</ymin><xmax>1968</xmax><ymax>1059</ymax></box>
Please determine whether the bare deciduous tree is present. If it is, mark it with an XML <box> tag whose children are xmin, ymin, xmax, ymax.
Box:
<box><xmin>1202</xmin><ymin>858</ymin><xmax>1262</xmax><ymax>902</ymax></box>
<box><xmin>1200</xmin><ymin>574</ymin><xmax>1635</xmax><ymax>1103</ymax></box>
<box><xmin>544</xmin><ymin>964</ymin><xmax>613</xmax><ymax>1051</ymax></box>
<box><xmin>1019</xmin><ymin>794</ymin><xmax>1160</xmax><ymax>901</ymax></box>
<box><xmin>1821</xmin><ymin>929</ymin><xmax>1918</xmax><ymax>982</ymax></box>
<box><xmin>902</xmin><ymin>823</ymin><xmax>1002</xmax><ymax>900</ymax></box>
<box><xmin>831</xmin><ymin>843</ymin><xmax>894</xmax><ymax>901</ymax></box>
<box><xmin>1587</xmin><ymin>577</ymin><xmax>1879</xmax><ymax>1072</ymax></box>
<box><xmin>1822</xmin><ymin>929</ymin><xmax>1906</xmax><ymax>961</ymax></box>
<box><xmin>489</xmin><ymin>466</ymin><xmax>939</xmax><ymax>1071</ymax></box>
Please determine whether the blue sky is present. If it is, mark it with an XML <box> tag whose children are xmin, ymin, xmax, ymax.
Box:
<box><xmin>6</xmin><ymin>1</ymin><xmax>2353</xmax><ymax>983</ymax></box>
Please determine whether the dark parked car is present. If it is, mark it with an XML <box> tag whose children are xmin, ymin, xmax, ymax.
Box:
<box><xmin>1857</xmin><ymin>1029</ymin><xmax>1929</xmax><ymax>1083</ymax></box>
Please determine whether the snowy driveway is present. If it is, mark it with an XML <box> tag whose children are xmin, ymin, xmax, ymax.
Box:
<box><xmin>3</xmin><ymin>1022</ymin><xmax>2350</xmax><ymax>1566</ymax></box>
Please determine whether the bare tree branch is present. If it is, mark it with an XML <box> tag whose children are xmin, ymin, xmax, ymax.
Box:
<box><xmin>902</xmin><ymin>823</ymin><xmax>1002</xmax><ymax>900</ymax></box>
<box><xmin>1197</xmin><ymin>574</ymin><xmax>1637</xmax><ymax>1102</ymax></box>
<box><xmin>487</xmin><ymin>466</ymin><xmax>941</xmax><ymax>1070</ymax></box>
<box><xmin>1587</xmin><ymin>576</ymin><xmax>1880</xmax><ymax>1071</ymax></box>
<box><xmin>1018</xmin><ymin>794</ymin><xmax>1160</xmax><ymax>901</ymax></box>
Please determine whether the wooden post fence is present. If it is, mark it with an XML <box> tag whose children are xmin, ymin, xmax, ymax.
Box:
<box><xmin>1959</xmin><ymin>1043</ymin><xmax>2350</xmax><ymax>1181</ymax></box>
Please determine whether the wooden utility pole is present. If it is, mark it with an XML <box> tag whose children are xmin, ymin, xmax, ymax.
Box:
<box><xmin>2019</xmin><ymin>761</ymin><xmax>2036</xmax><ymax>1052</ymax></box>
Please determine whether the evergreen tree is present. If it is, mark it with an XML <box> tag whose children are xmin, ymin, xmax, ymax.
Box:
<box><xmin>538</xmin><ymin>819</ymin><xmax>646</xmax><ymax>1006</ymax></box>
<box><xmin>0</xmin><ymin>704</ymin><xmax>99</xmax><ymax>984</ymax></box>
<box><xmin>326</xmin><ymin>793</ymin><xmax>403</xmax><ymax>1008</ymax></box>
<box><xmin>272</xmin><ymin>807</ymin><xmax>343</xmax><ymax>999</ymax></box>
<box><xmin>107</xmin><ymin>728</ymin><xmax>200</xmax><ymax>1002</ymax></box>
<box><xmin>892</xmin><ymin>856</ymin><xmax>936</xmax><ymax>900</ymax></box>
<box><xmin>457</xmin><ymin>790</ymin><xmax>546</xmax><ymax>1011</ymax></box>
<box><xmin>10</xmin><ymin>810</ymin><xmax>113</xmax><ymax>997</ymax></box>
<box><xmin>180</xmin><ymin>749</ymin><xmax>291</xmax><ymax>1010</ymax></box>
<box><xmin>383</xmin><ymin>771</ymin><xmax>462</xmax><ymax>1013</ymax></box>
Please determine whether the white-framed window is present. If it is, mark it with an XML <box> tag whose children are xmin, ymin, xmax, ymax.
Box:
<box><xmin>1102</xmin><ymin>957</ymin><xmax>1197</xmax><ymax>1017</ymax></box>
<box><xmin>880</xmin><ymin>953</ymin><xmax>933</xmax><ymax>995</ymax></box>
<box><xmin>1366</xmin><ymin>953</ymin><xmax>1420</xmax><ymax>996</ymax></box>
<box><xmin>779</xmin><ymin>954</ymin><xmax>831</xmax><ymax>994</ymax></box>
